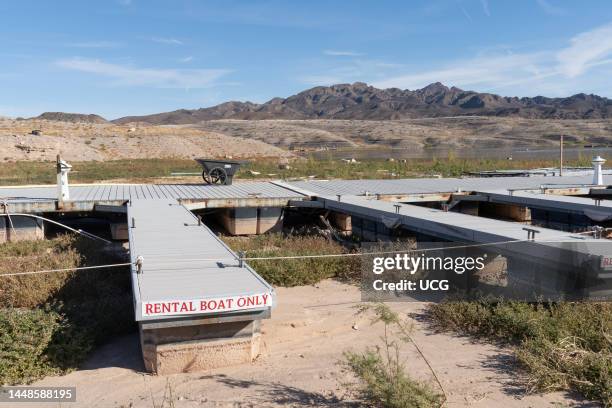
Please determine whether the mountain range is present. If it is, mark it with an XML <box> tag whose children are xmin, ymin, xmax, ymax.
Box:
<box><xmin>33</xmin><ymin>82</ymin><xmax>612</xmax><ymax>124</ymax></box>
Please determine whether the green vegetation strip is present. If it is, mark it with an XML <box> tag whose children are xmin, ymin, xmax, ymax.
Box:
<box><xmin>0</xmin><ymin>159</ymin><xmax>200</xmax><ymax>185</ymax></box>
<box><xmin>0</xmin><ymin>156</ymin><xmax>595</xmax><ymax>185</ymax></box>
<box><xmin>427</xmin><ymin>301</ymin><xmax>611</xmax><ymax>405</ymax></box>
<box><xmin>221</xmin><ymin>233</ymin><xmax>360</xmax><ymax>286</ymax></box>
<box><xmin>240</xmin><ymin>156</ymin><xmax>595</xmax><ymax>180</ymax></box>
<box><xmin>0</xmin><ymin>236</ymin><xmax>134</xmax><ymax>385</ymax></box>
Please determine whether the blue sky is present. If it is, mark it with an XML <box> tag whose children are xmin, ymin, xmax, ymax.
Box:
<box><xmin>1</xmin><ymin>0</ymin><xmax>612</xmax><ymax>119</ymax></box>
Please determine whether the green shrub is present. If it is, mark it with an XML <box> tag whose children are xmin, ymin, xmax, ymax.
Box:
<box><xmin>0</xmin><ymin>307</ymin><xmax>91</xmax><ymax>385</ymax></box>
<box><xmin>0</xmin><ymin>236</ymin><xmax>80</xmax><ymax>308</ymax></box>
<box><xmin>344</xmin><ymin>350</ymin><xmax>443</xmax><ymax>408</ymax></box>
<box><xmin>0</xmin><ymin>308</ymin><xmax>60</xmax><ymax>384</ymax></box>
<box><xmin>222</xmin><ymin>233</ymin><xmax>361</xmax><ymax>286</ymax></box>
<box><xmin>517</xmin><ymin>336</ymin><xmax>611</xmax><ymax>404</ymax></box>
<box><xmin>0</xmin><ymin>236</ymin><xmax>134</xmax><ymax>384</ymax></box>
<box><xmin>343</xmin><ymin>304</ymin><xmax>444</xmax><ymax>408</ymax></box>
<box><xmin>427</xmin><ymin>301</ymin><xmax>611</xmax><ymax>405</ymax></box>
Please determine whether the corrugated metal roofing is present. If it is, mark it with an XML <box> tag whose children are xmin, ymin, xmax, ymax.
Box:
<box><xmin>0</xmin><ymin>181</ymin><xmax>302</xmax><ymax>202</ymax></box>
<box><xmin>128</xmin><ymin>199</ymin><xmax>274</xmax><ymax>321</ymax></box>
<box><xmin>287</xmin><ymin>175</ymin><xmax>612</xmax><ymax>197</ymax></box>
<box><xmin>2</xmin><ymin>175</ymin><xmax>610</xmax><ymax>203</ymax></box>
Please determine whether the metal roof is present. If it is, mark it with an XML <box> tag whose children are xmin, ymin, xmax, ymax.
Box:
<box><xmin>0</xmin><ymin>181</ymin><xmax>301</xmax><ymax>201</ymax></box>
<box><xmin>475</xmin><ymin>189</ymin><xmax>612</xmax><ymax>219</ymax></box>
<box><xmin>318</xmin><ymin>194</ymin><xmax>612</xmax><ymax>260</ymax></box>
<box><xmin>2</xmin><ymin>175</ymin><xmax>610</xmax><ymax>204</ymax></box>
<box><xmin>0</xmin><ymin>181</ymin><xmax>291</xmax><ymax>321</ymax></box>
<box><xmin>287</xmin><ymin>175</ymin><xmax>612</xmax><ymax>197</ymax></box>
<box><xmin>128</xmin><ymin>199</ymin><xmax>275</xmax><ymax>321</ymax></box>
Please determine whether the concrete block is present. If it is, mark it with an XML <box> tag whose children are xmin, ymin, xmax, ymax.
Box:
<box><xmin>6</xmin><ymin>216</ymin><xmax>44</xmax><ymax>242</ymax></box>
<box><xmin>257</xmin><ymin>207</ymin><xmax>283</xmax><ymax>234</ymax></box>
<box><xmin>484</xmin><ymin>203</ymin><xmax>531</xmax><ymax>222</ymax></box>
<box><xmin>220</xmin><ymin>208</ymin><xmax>258</xmax><ymax>235</ymax></box>
<box><xmin>331</xmin><ymin>212</ymin><xmax>352</xmax><ymax>232</ymax></box>
<box><xmin>507</xmin><ymin>205</ymin><xmax>531</xmax><ymax>222</ymax></box>
<box><xmin>110</xmin><ymin>222</ymin><xmax>129</xmax><ymax>240</ymax></box>
<box><xmin>149</xmin><ymin>334</ymin><xmax>260</xmax><ymax>375</ymax></box>
<box><xmin>0</xmin><ymin>217</ymin><xmax>6</xmax><ymax>244</ymax></box>
<box><xmin>140</xmin><ymin>320</ymin><xmax>261</xmax><ymax>374</ymax></box>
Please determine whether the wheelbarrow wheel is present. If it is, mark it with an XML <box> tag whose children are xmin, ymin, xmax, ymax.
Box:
<box><xmin>208</xmin><ymin>167</ymin><xmax>227</xmax><ymax>185</ymax></box>
<box><xmin>202</xmin><ymin>169</ymin><xmax>212</xmax><ymax>184</ymax></box>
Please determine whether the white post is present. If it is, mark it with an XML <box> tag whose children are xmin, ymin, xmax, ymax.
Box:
<box><xmin>56</xmin><ymin>155</ymin><xmax>72</xmax><ymax>201</ymax></box>
<box><xmin>559</xmin><ymin>134</ymin><xmax>563</xmax><ymax>177</ymax></box>
<box><xmin>592</xmin><ymin>155</ymin><xmax>605</xmax><ymax>186</ymax></box>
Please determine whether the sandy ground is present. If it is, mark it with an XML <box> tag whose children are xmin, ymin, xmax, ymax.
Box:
<box><xmin>5</xmin><ymin>280</ymin><xmax>597</xmax><ymax>408</ymax></box>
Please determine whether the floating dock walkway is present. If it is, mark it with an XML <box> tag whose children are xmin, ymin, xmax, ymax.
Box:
<box><xmin>127</xmin><ymin>198</ymin><xmax>275</xmax><ymax>373</ymax></box>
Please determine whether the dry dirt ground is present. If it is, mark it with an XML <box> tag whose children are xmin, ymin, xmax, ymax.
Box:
<box><xmin>8</xmin><ymin>280</ymin><xmax>597</xmax><ymax>408</ymax></box>
<box><xmin>0</xmin><ymin>118</ymin><xmax>288</xmax><ymax>162</ymax></box>
<box><xmin>192</xmin><ymin>117</ymin><xmax>612</xmax><ymax>151</ymax></box>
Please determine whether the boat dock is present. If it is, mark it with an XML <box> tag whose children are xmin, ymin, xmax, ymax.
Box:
<box><xmin>1</xmin><ymin>173</ymin><xmax>611</xmax><ymax>372</ymax></box>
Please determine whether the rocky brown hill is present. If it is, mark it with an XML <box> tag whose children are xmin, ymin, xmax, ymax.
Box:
<box><xmin>0</xmin><ymin>118</ymin><xmax>288</xmax><ymax>162</ymax></box>
<box><xmin>32</xmin><ymin>112</ymin><xmax>109</xmax><ymax>124</ymax></box>
<box><xmin>112</xmin><ymin>82</ymin><xmax>612</xmax><ymax>124</ymax></box>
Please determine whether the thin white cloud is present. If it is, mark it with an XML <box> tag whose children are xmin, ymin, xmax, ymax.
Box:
<box><xmin>66</xmin><ymin>41</ymin><xmax>121</xmax><ymax>48</ymax></box>
<box><xmin>535</xmin><ymin>0</ymin><xmax>566</xmax><ymax>16</ymax></box>
<box><xmin>460</xmin><ymin>6</ymin><xmax>473</xmax><ymax>23</ymax></box>
<box><xmin>557</xmin><ymin>22</ymin><xmax>612</xmax><ymax>77</ymax></box>
<box><xmin>358</xmin><ymin>22</ymin><xmax>612</xmax><ymax>96</ymax></box>
<box><xmin>152</xmin><ymin>37</ymin><xmax>183</xmax><ymax>45</ymax></box>
<box><xmin>117</xmin><ymin>0</ymin><xmax>131</xmax><ymax>6</ymax></box>
<box><xmin>480</xmin><ymin>0</ymin><xmax>490</xmax><ymax>16</ymax></box>
<box><xmin>56</xmin><ymin>58</ymin><xmax>230</xmax><ymax>89</ymax></box>
<box><xmin>323</xmin><ymin>50</ymin><xmax>364</xmax><ymax>57</ymax></box>
<box><xmin>373</xmin><ymin>52</ymin><xmax>553</xmax><ymax>91</ymax></box>
<box><xmin>179</xmin><ymin>56</ymin><xmax>194</xmax><ymax>63</ymax></box>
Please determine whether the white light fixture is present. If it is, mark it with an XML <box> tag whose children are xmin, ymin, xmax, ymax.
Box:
<box><xmin>56</xmin><ymin>155</ymin><xmax>72</xmax><ymax>201</ymax></box>
<box><xmin>592</xmin><ymin>156</ymin><xmax>605</xmax><ymax>186</ymax></box>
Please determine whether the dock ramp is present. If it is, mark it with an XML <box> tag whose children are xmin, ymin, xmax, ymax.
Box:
<box><xmin>127</xmin><ymin>199</ymin><xmax>275</xmax><ymax>373</ymax></box>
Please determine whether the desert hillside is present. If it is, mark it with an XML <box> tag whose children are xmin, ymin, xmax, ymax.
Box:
<box><xmin>3</xmin><ymin>115</ymin><xmax>612</xmax><ymax>162</ymax></box>
<box><xmin>33</xmin><ymin>112</ymin><xmax>109</xmax><ymax>124</ymax></box>
<box><xmin>12</xmin><ymin>81</ymin><xmax>611</xmax><ymax>159</ymax></box>
<box><xmin>191</xmin><ymin>117</ymin><xmax>612</xmax><ymax>150</ymax></box>
<box><xmin>0</xmin><ymin>118</ymin><xmax>289</xmax><ymax>162</ymax></box>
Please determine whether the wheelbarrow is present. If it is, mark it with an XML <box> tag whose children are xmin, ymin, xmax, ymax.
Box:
<box><xmin>195</xmin><ymin>158</ymin><xmax>243</xmax><ymax>185</ymax></box>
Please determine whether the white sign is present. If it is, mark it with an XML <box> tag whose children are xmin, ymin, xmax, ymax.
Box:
<box><xmin>142</xmin><ymin>292</ymin><xmax>273</xmax><ymax>317</ymax></box>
